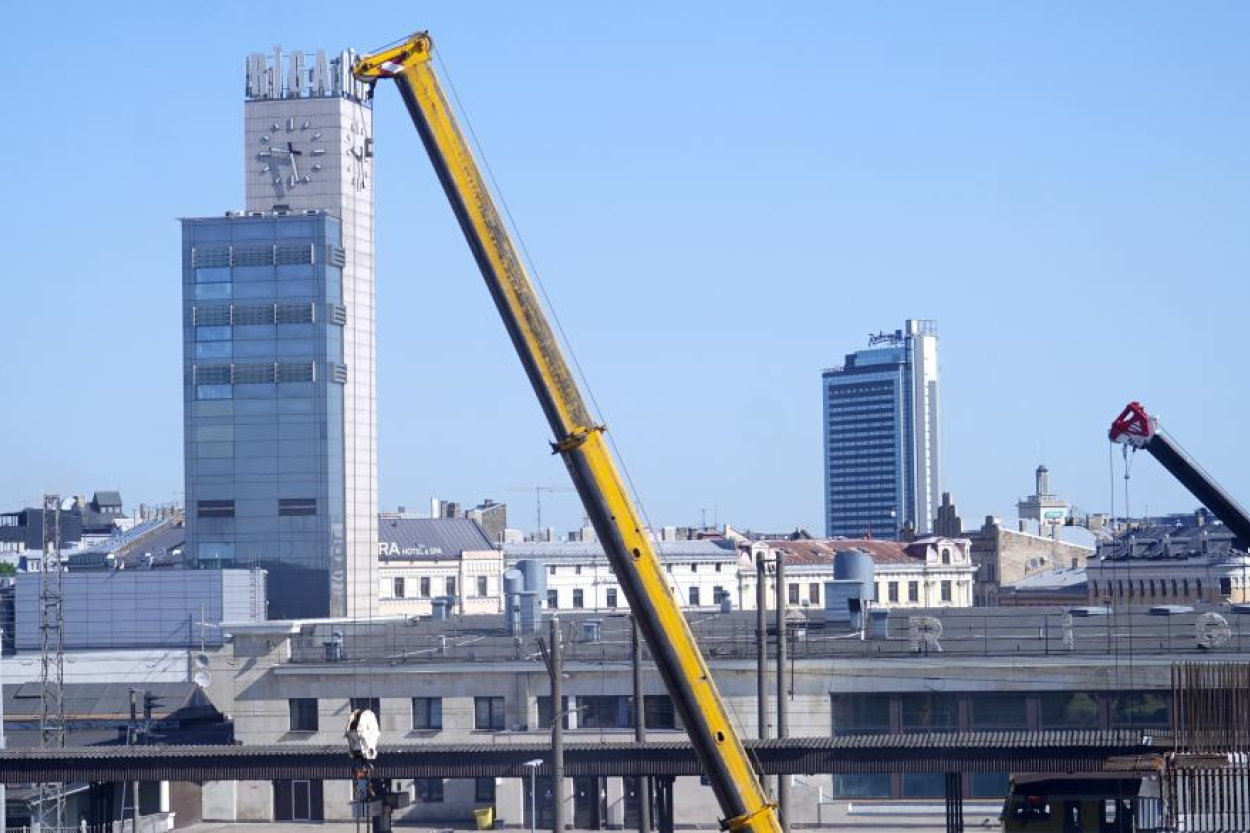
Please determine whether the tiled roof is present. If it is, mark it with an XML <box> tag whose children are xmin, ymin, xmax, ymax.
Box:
<box><xmin>766</xmin><ymin>538</ymin><xmax>919</xmax><ymax>565</ymax></box>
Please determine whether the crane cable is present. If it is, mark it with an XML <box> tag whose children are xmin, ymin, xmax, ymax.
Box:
<box><xmin>430</xmin><ymin>47</ymin><xmax>669</xmax><ymax>563</ymax></box>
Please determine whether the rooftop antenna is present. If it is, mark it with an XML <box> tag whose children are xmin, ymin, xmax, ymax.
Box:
<box><xmin>38</xmin><ymin>494</ymin><xmax>65</xmax><ymax>829</ymax></box>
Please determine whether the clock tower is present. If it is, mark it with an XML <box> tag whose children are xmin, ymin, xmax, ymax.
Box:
<box><xmin>242</xmin><ymin>47</ymin><xmax>377</xmax><ymax>619</ymax></box>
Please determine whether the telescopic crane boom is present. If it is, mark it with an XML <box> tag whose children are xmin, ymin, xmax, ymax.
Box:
<box><xmin>1109</xmin><ymin>401</ymin><xmax>1250</xmax><ymax>545</ymax></box>
<box><xmin>354</xmin><ymin>32</ymin><xmax>782</xmax><ymax>833</ymax></box>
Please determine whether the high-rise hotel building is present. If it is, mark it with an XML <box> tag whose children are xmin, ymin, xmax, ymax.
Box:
<box><xmin>822</xmin><ymin>320</ymin><xmax>941</xmax><ymax>540</ymax></box>
<box><xmin>182</xmin><ymin>48</ymin><xmax>376</xmax><ymax>619</ymax></box>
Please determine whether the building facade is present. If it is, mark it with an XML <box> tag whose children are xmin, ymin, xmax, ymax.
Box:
<box><xmin>182</xmin><ymin>47</ymin><xmax>376</xmax><ymax>619</ymax></box>
<box><xmin>822</xmin><ymin>319</ymin><xmax>940</xmax><ymax>540</ymax></box>
<box><xmin>377</xmin><ymin>517</ymin><xmax>504</xmax><ymax>616</ymax></box>
<box><xmin>199</xmin><ymin>605</ymin><xmax>1211</xmax><ymax>828</ymax></box>
<box><xmin>1086</xmin><ymin>522</ymin><xmax>1250</xmax><ymax>605</ymax></box>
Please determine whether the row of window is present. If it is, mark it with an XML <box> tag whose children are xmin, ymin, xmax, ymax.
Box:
<box><xmin>197</xmin><ymin>498</ymin><xmax>317</xmax><ymax>518</ymax></box>
<box><xmin>389</xmin><ymin>575</ymin><xmax>488</xmax><ymax>599</ymax></box>
<box><xmin>192</xmin><ymin>243</ymin><xmax>317</xmax><ymax>270</ymax></box>
<box><xmin>193</xmin><ymin>302</ymin><xmax>317</xmax><ymax>326</ymax></box>
<box><xmin>1090</xmin><ymin>577</ymin><xmax>1225</xmax><ymax>598</ymax></box>
<box><xmin>290</xmin><ymin>694</ymin><xmax>678</xmax><ymax>733</ymax></box>
<box><xmin>547</xmin><ymin>562</ymin><xmax>725</xmax><ymax>575</ymax></box>
<box><xmin>193</xmin><ymin>362</ymin><xmax>316</xmax><ymax>384</ymax></box>
<box><xmin>878</xmin><ymin>580</ymin><xmax>954</xmax><ymax>604</ymax></box>
<box><xmin>833</xmin><ymin>690</ymin><xmax>1170</xmax><ymax>735</ymax></box>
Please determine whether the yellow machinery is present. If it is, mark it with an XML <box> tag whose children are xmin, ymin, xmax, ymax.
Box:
<box><xmin>354</xmin><ymin>32</ymin><xmax>782</xmax><ymax>833</ymax></box>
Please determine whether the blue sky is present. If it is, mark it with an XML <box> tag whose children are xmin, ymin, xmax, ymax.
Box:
<box><xmin>2</xmin><ymin>3</ymin><xmax>1248</xmax><ymax>535</ymax></box>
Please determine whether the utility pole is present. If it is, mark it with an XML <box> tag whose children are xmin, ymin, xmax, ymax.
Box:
<box><xmin>755</xmin><ymin>552</ymin><xmax>770</xmax><ymax>795</ymax></box>
<box><xmin>631</xmin><ymin>617</ymin><xmax>652</xmax><ymax>833</ymax></box>
<box><xmin>774</xmin><ymin>554</ymin><xmax>789</xmax><ymax>833</ymax></box>
<box><xmin>38</xmin><ymin>494</ymin><xmax>65</xmax><ymax>830</ymax></box>
<box><xmin>129</xmin><ymin>688</ymin><xmax>141</xmax><ymax>833</ymax></box>
<box><xmin>550</xmin><ymin>617</ymin><xmax>565</xmax><ymax>833</ymax></box>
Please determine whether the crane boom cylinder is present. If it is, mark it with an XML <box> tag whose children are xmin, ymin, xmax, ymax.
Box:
<box><xmin>354</xmin><ymin>33</ymin><xmax>781</xmax><ymax>833</ymax></box>
<box><xmin>1109</xmin><ymin>401</ymin><xmax>1250</xmax><ymax>545</ymax></box>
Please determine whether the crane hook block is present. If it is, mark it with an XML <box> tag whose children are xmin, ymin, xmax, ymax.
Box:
<box><xmin>346</xmin><ymin>708</ymin><xmax>381</xmax><ymax>761</ymax></box>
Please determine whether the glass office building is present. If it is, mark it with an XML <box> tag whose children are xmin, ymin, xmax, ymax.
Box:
<box><xmin>822</xmin><ymin>320</ymin><xmax>941</xmax><ymax>540</ymax></box>
<box><xmin>182</xmin><ymin>211</ymin><xmax>348</xmax><ymax>619</ymax></box>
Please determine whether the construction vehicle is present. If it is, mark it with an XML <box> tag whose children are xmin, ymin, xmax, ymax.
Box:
<box><xmin>1109</xmin><ymin>401</ymin><xmax>1250</xmax><ymax>544</ymax></box>
<box><xmin>354</xmin><ymin>32</ymin><xmax>782</xmax><ymax>833</ymax></box>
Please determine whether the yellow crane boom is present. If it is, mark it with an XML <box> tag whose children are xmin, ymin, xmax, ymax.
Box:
<box><xmin>354</xmin><ymin>32</ymin><xmax>781</xmax><ymax>833</ymax></box>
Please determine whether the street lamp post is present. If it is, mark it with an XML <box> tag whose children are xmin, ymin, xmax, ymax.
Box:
<box><xmin>523</xmin><ymin>759</ymin><xmax>543</xmax><ymax>833</ymax></box>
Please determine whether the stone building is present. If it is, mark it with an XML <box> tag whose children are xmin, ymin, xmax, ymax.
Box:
<box><xmin>934</xmin><ymin>494</ymin><xmax>1094</xmax><ymax>606</ymax></box>
<box><xmin>1086</xmin><ymin>520</ymin><xmax>1250</xmax><ymax>605</ymax></box>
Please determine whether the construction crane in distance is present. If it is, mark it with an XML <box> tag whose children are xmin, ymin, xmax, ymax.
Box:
<box><xmin>354</xmin><ymin>31</ymin><xmax>783</xmax><ymax>833</ymax></box>
<box><xmin>1109</xmin><ymin>401</ymin><xmax>1250</xmax><ymax>544</ymax></box>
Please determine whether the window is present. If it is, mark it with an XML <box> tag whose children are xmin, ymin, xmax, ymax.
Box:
<box><xmin>941</xmin><ymin>548</ymin><xmax>951</xmax><ymax>565</ymax></box>
<box><xmin>713</xmin><ymin>586</ymin><xmax>728</xmax><ymax>605</ymax></box>
<box><xmin>415</xmin><ymin>779</ymin><xmax>444</xmax><ymax>803</ymax></box>
<box><xmin>970</xmin><ymin>773</ymin><xmax>1010</xmax><ymax>799</ymax></box>
<box><xmin>547</xmin><ymin>589</ymin><xmax>559</xmax><ymax>608</ymax></box>
<box><xmin>833</xmin><ymin>695</ymin><xmax>890</xmax><ymax>735</ymax></box>
<box><xmin>1220</xmin><ymin>577</ymin><xmax>1233</xmax><ymax>596</ymax></box>
<box><xmin>1111</xmin><ymin>692</ymin><xmax>1170</xmax><ymax>728</ymax></box>
<box><xmin>575</xmin><ymin>565</ymin><xmax>582</xmax><ymax>575</ymax></box>
<box><xmin>578</xmin><ymin>696</ymin><xmax>630</xmax><ymax>729</ymax></box>
<box><xmin>446</xmin><ymin>577</ymin><xmax>456</xmax><ymax>596</ymax></box>
<box><xmin>1090</xmin><ymin>581</ymin><xmax>1099</xmax><ymax>597</ymax></box>
<box><xmin>606</xmin><ymin>588</ymin><xmax>618</xmax><ymax>608</ymax></box>
<box><xmin>573</xmin><ymin>589</ymin><xmax>584</xmax><ymax>609</ymax></box>
<box><xmin>548</xmin><ymin>565</ymin><xmax>556</xmax><ymax>575</ymax></box>
<box><xmin>1183</xmin><ymin>579</ymin><xmax>1190</xmax><ymax>596</ymax></box>
<box><xmin>902</xmin><ymin>773</ymin><xmax>945</xmax><ymax>798</ymax></box>
<box><xmin>475</xmin><ymin>696</ymin><xmax>505</xmax><ymax>730</ymax></box>
<box><xmin>289</xmin><ymin>698</ymin><xmax>318</xmax><ymax>732</ymax></box>
<box><xmin>1040</xmin><ymin>692</ymin><xmax>1098</xmax><ymax>729</ymax></box>
<box><xmin>788</xmin><ymin>583</ymin><xmax>799</xmax><ymax>605</ymax></box>
<box><xmin>477</xmin><ymin>575</ymin><xmax>488</xmax><ymax>597</ymax></box>
<box><xmin>1172</xmin><ymin>579</ymin><xmax>1179</xmax><ymax>596</ymax></box>
<box><xmin>643</xmin><ymin>695</ymin><xmax>677</xmax><ymax>729</ymax></box>
<box><xmin>715</xmin><ymin>563</ymin><xmax>722</xmax><ymax>572</ymax></box>
<box><xmin>691</xmin><ymin>563</ymin><xmax>698</xmax><ymax>573</ymax></box>
<box><xmin>887</xmin><ymin>582</ymin><xmax>899</xmax><ymax>603</ymax></box>
<box><xmin>538</xmin><ymin>696</ymin><xmax>570</xmax><ymax>730</ymax></box>
<box><xmin>808</xmin><ymin>583</ymin><xmax>820</xmax><ymax>604</ymax></box>
<box><xmin>833</xmin><ymin>774</ymin><xmax>891</xmax><ymax>799</ymax></box>
<box><xmin>899</xmin><ymin>694</ymin><xmax>956</xmax><ymax>732</ymax></box>
<box><xmin>940</xmin><ymin>581</ymin><xmax>952</xmax><ymax>603</ymax></box>
<box><xmin>420</xmin><ymin>577</ymin><xmax>431</xmax><ymax>597</ymax></box>
<box><xmin>970</xmin><ymin>694</ymin><xmax>1027</xmax><ymax>729</ymax></box>
<box><xmin>197</xmin><ymin>500</ymin><xmax>235</xmax><ymax>518</ymax></box>
<box><xmin>1148</xmin><ymin>579</ymin><xmax>1156</xmax><ymax>597</ymax></box>
<box><xmin>907</xmin><ymin>582</ymin><xmax>919</xmax><ymax>603</ymax></box>
<box><xmin>393</xmin><ymin>578</ymin><xmax>405</xmax><ymax>598</ymax></box>
<box><xmin>412</xmin><ymin>697</ymin><xmax>442</xmax><ymax>730</ymax></box>
<box><xmin>278</xmin><ymin>498</ymin><xmax>317</xmax><ymax>517</ymax></box>
<box><xmin>350</xmin><ymin>697</ymin><xmax>380</xmax><ymax>717</ymax></box>
<box><xmin>475</xmin><ymin>778</ymin><xmax>496</xmax><ymax>803</ymax></box>
<box><xmin>688</xmin><ymin>587</ymin><xmax>700</xmax><ymax>606</ymax></box>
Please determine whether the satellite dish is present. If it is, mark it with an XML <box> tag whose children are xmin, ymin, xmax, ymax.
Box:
<box><xmin>60</xmin><ymin>497</ymin><xmax>76</xmax><ymax>511</ymax></box>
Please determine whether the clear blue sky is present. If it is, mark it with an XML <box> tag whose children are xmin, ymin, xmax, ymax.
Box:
<box><xmin>2</xmin><ymin>2</ymin><xmax>1248</xmax><ymax>535</ymax></box>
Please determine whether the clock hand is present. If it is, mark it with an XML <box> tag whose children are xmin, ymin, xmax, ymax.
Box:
<box><xmin>287</xmin><ymin>141</ymin><xmax>302</xmax><ymax>156</ymax></box>
<box><xmin>289</xmin><ymin>146</ymin><xmax>299</xmax><ymax>181</ymax></box>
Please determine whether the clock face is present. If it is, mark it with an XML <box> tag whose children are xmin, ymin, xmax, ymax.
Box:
<box><xmin>257</xmin><ymin>115</ymin><xmax>328</xmax><ymax>193</ymax></box>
